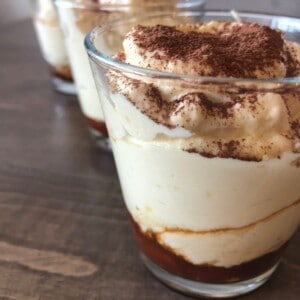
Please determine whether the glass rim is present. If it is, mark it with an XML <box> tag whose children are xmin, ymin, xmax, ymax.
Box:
<box><xmin>54</xmin><ymin>0</ymin><xmax>206</xmax><ymax>10</ymax></box>
<box><xmin>85</xmin><ymin>10</ymin><xmax>300</xmax><ymax>85</ymax></box>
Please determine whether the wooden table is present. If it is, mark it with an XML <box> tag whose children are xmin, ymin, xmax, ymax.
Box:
<box><xmin>0</xmin><ymin>19</ymin><xmax>299</xmax><ymax>300</ymax></box>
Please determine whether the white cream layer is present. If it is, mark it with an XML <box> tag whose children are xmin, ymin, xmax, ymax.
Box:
<box><xmin>34</xmin><ymin>17</ymin><xmax>69</xmax><ymax>67</ymax></box>
<box><xmin>57</xmin><ymin>7</ymin><xmax>104</xmax><ymax>122</ymax></box>
<box><xmin>103</xmin><ymin>91</ymin><xmax>300</xmax><ymax>268</ymax></box>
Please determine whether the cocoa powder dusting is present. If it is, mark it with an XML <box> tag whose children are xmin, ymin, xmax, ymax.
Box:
<box><xmin>132</xmin><ymin>23</ymin><xmax>284</xmax><ymax>78</ymax></box>
<box><xmin>186</xmin><ymin>144</ymin><xmax>260</xmax><ymax>162</ymax></box>
<box><xmin>171</xmin><ymin>93</ymin><xmax>234</xmax><ymax>118</ymax></box>
<box><xmin>285</xmin><ymin>44</ymin><xmax>300</xmax><ymax>77</ymax></box>
<box><xmin>291</xmin><ymin>121</ymin><xmax>300</xmax><ymax>138</ymax></box>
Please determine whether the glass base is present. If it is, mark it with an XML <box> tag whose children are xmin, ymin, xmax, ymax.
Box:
<box><xmin>88</xmin><ymin>128</ymin><xmax>112</xmax><ymax>151</ymax></box>
<box><xmin>140</xmin><ymin>253</ymin><xmax>279</xmax><ymax>298</ymax></box>
<box><xmin>52</xmin><ymin>76</ymin><xmax>77</xmax><ymax>95</ymax></box>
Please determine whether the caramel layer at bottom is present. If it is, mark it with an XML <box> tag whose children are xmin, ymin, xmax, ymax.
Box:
<box><xmin>85</xmin><ymin>116</ymin><xmax>108</xmax><ymax>137</ymax></box>
<box><xmin>50</xmin><ymin>64</ymin><xmax>73</xmax><ymax>82</ymax></box>
<box><xmin>131</xmin><ymin>217</ymin><xmax>286</xmax><ymax>283</ymax></box>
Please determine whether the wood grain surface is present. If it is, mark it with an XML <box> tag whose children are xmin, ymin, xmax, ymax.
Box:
<box><xmin>0</xmin><ymin>18</ymin><xmax>299</xmax><ymax>300</ymax></box>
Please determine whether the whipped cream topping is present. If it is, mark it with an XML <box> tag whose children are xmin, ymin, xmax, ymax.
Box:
<box><xmin>109</xmin><ymin>22</ymin><xmax>300</xmax><ymax>161</ymax></box>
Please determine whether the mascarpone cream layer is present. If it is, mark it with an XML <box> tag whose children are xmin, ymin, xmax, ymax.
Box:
<box><xmin>105</xmin><ymin>92</ymin><xmax>300</xmax><ymax>268</ymax></box>
<box><xmin>57</xmin><ymin>6</ymin><xmax>105</xmax><ymax>121</ymax></box>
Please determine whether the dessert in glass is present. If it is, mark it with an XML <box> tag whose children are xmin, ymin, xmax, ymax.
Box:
<box><xmin>85</xmin><ymin>11</ymin><xmax>300</xmax><ymax>298</ymax></box>
<box><xmin>31</xmin><ymin>0</ymin><xmax>76</xmax><ymax>94</ymax></box>
<box><xmin>54</xmin><ymin>0</ymin><xmax>205</xmax><ymax>149</ymax></box>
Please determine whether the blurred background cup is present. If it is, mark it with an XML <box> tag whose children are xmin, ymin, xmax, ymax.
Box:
<box><xmin>54</xmin><ymin>0</ymin><xmax>205</xmax><ymax>150</ymax></box>
<box><xmin>31</xmin><ymin>0</ymin><xmax>76</xmax><ymax>94</ymax></box>
<box><xmin>85</xmin><ymin>11</ymin><xmax>300</xmax><ymax>298</ymax></box>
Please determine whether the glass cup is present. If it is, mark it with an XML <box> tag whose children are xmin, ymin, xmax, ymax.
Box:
<box><xmin>85</xmin><ymin>11</ymin><xmax>300</xmax><ymax>298</ymax></box>
<box><xmin>54</xmin><ymin>0</ymin><xmax>205</xmax><ymax>149</ymax></box>
<box><xmin>31</xmin><ymin>0</ymin><xmax>76</xmax><ymax>94</ymax></box>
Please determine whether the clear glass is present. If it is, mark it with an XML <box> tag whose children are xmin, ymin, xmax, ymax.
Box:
<box><xmin>31</xmin><ymin>0</ymin><xmax>76</xmax><ymax>94</ymax></box>
<box><xmin>85</xmin><ymin>11</ymin><xmax>300</xmax><ymax>298</ymax></box>
<box><xmin>54</xmin><ymin>0</ymin><xmax>205</xmax><ymax>149</ymax></box>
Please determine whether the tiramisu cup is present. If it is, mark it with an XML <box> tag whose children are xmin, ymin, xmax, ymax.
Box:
<box><xmin>54</xmin><ymin>0</ymin><xmax>205</xmax><ymax>149</ymax></box>
<box><xmin>32</xmin><ymin>0</ymin><xmax>75</xmax><ymax>94</ymax></box>
<box><xmin>86</xmin><ymin>11</ymin><xmax>300</xmax><ymax>298</ymax></box>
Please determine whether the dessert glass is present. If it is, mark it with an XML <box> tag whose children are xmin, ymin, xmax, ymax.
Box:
<box><xmin>85</xmin><ymin>11</ymin><xmax>300</xmax><ymax>298</ymax></box>
<box><xmin>31</xmin><ymin>0</ymin><xmax>76</xmax><ymax>94</ymax></box>
<box><xmin>54</xmin><ymin>0</ymin><xmax>205</xmax><ymax>149</ymax></box>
